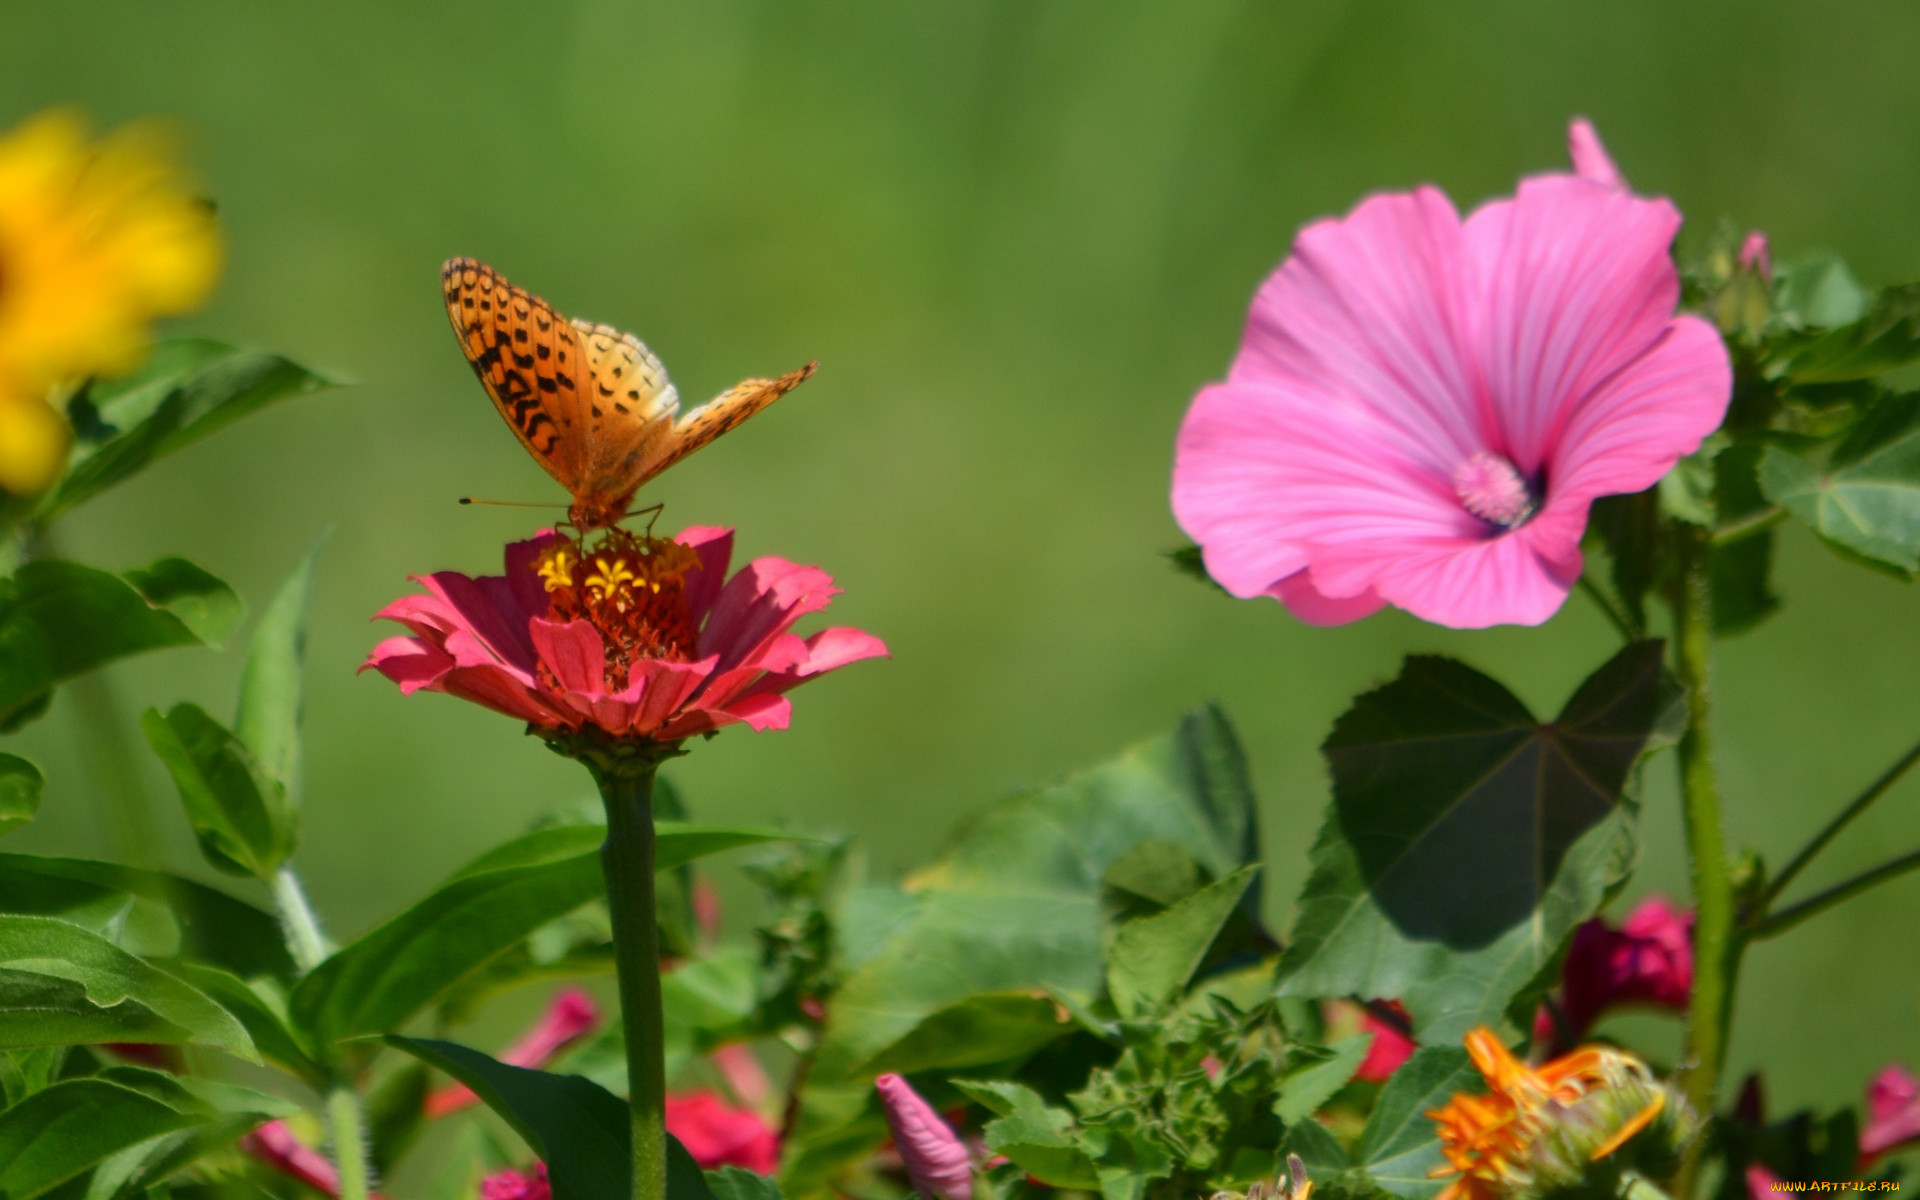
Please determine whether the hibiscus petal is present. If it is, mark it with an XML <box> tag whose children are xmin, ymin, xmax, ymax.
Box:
<box><xmin>1266</xmin><ymin>571</ymin><xmax>1388</xmax><ymax>626</ymax></box>
<box><xmin>1566</xmin><ymin>118</ymin><xmax>1626</xmax><ymax>191</ymax></box>
<box><xmin>1172</xmin><ymin>382</ymin><xmax>1313</xmax><ymax>597</ymax></box>
<box><xmin>1355</xmin><ymin>529</ymin><xmax>1580</xmax><ymax>629</ymax></box>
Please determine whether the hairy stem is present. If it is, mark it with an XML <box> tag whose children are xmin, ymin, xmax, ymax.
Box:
<box><xmin>1747</xmin><ymin>846</ymin><xmax>1920</xmax><ymax>940</ymax></box>
<box><xmin>326</xmin><ymin>1086</ymin><xmax>373</xmax><ymax>1200</ymax></box>
<box><xmin>595</xmin><ymin>760</ymin><xmax>668</xmax><ymax>1200</ymax></box>
<box><xmin>1762</xmin><ymin>734</ymin><xmax>1920</xmax><ymax>909</ymax></box>
<box><xmin>1672</xmin><ymin>528</ymin><xmax>1737</xmax><ymax>1196</ymax></box>
<box><xmin>271</xmin><ymin>866</ymin><xmax>331</xmax><ymax>974</ymax></box>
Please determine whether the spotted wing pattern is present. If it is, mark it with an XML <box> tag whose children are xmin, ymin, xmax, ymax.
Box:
<box><xmin>443</xmin><ymin>256</ymin><xmax>814</xmax><ymax>529</ymax></box>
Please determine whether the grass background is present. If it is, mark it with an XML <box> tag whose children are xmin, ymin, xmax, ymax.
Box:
<box><xmin>3</xmin><ymin>0</ymin><xmax>1919</xmax><ymax>1124</ymax></box>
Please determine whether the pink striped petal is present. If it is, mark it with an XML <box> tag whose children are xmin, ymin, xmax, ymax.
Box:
<box><xmin>1567</xmin><ymin>118</ymin><xmax>1626</xmax><ymax>190</ymax></box>
<box><xmin>876</xmin><ymin>1074</ymin><xmax>973</xmax><ymax>1200</ymax></box>
<box><xmin>530</xmin><ymin>619</ymin><xmax>608</xmax><ymax>697</ymax></box>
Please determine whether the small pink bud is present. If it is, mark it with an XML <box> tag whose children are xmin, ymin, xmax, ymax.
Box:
<box><xmin>1567</xmin><ymin>117</ymin><xmax>1626</xmax><ymax>191</ymax></box>
<box><xmin>427</xmin><ymin>988</ymin><xmax>602</xmax><ymax>1118</ymax></box>
<box><xmin>242</xmin><ymin>1121</ymin><xmax>343</xmax><ymax>1197</ymax></box>
<box><xmin>1859</xmin><ymin>1063</ymin><xmax>1920</xmax><ymax>1167</ymax></box>
<box><xmin>1738</xmin><ymin>232</ymin><xmax>1772</xmax><ymax>280</ymax></box>
<box><xmin>876</xmin><ymin>1073</ymin><xmax>974</xmax><ymax>1200</ymax></box>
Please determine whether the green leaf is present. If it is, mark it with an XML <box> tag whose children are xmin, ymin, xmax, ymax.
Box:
<box><xmin>293</xmin><ymin>824</ymin><xmax>785</xmax><ymax>1050</ymax></box>
<box><xmin>141</xmin><ymin>705</ymin><xmax>297</xmax><ymax>879</ymax></box>
<box><xmin>706</xmin><ymin>1166</ymin><xmax>782</xmax><ymax>1200</ymax></box>
<box><xmin>0</xmin><ymin>916</ymin><xmax>255</xmax><ymax>1060</ymax></box>
<box><xmin>1106</xmin><ymin>865</ymin><xmax>1258</xmax><ymax>1019</ymax></box>
<box><xmin>1274</xmin><ymin>1035</ymin><xmax>1371</xmax><ymax>1125</ymax></box>
<box><xmin>0</xmin><ymin>854</ymin><xmax>294</xmax><ymax>981</ymax></box>
<box><xmin>0</xmin><ymin>1075</ymin><xmax>211</xmax><ymax>1200</ymax></box>
<box><xmin>386</xmin><ymin>1036</ymin><xmax>716</xmax><ymax>1200</ymax></box>
<box><xmin>858</xmin><ymin>992</ymin><xmax>1074</xmax><ymax>1077</ymax></box>
<box><xmin>1711</xmin><ymin>531</ymin><xmax>1780</xmax><ymax>635</ymax></box>
<box><xmin>1352</xmin><ymin>1047</ymin><xmax>1480</xmax><ymax>1199</ymax></box>
<box><xmin>1770</xmin><ymin>283</ymin><xmax>1920</xmax><ymax>383</ymax></box>
<box><xmin>1284</xmin><ymin>1117</ymin><xmax>1352</xmax><ymax>1175</ymax></box>
<box><xmin>81</xmin><ymin>1072</ymin><xmax>295</xmax><ymax>1200</ymax></box>
<box><xmin>163</xmin><ymin>962</ymin><xmax>324</xmax><ymax>1087</ymax></box>
<box><xmin>1278</xmin><ymin>642</ymin><xmax>1682</xmax><ymax>1041</ymax></box>
<box><xmin>1761</xmin><ymin>392</ymin><xmax>1920</xmax><ymax>574</ymax></box>
<box><xmin>1774</xmin><ymin>254</ymin><xmax>1870</xmax><ymax>329</ymax></box>
<box><xmin>0</xmin><ymin>756</ymin><xmax>41</xmax><ymax>839</ymax></box>
<box><xmin>954</xmin><ymin>1079</ymin><xmax>1100</xmax><ymax>1190</ymax></box>
<box><xmin>235</xmin><ymin>536</ymin><xmax>328</xmax><ymax>799</ymax></box>
<box><xmin>42</xmin><ymin>339</ymin><xmax>341</xmax><ymax>520</ymax></box>
<box><xmin>0</xmin><ymin>560</ymin><xmax>241</xmax><ymax>730</ymax></box>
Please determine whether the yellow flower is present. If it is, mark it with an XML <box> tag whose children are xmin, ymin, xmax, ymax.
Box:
<box><xmin>1426</xmin><ymin>1028</ymin><xmax>1680</xmax><ymax>1200</ymax></box>
<box><xmin>0</xmin><ymin>109</ymin><xmax>222</xmax><ymax>494</ymax></box>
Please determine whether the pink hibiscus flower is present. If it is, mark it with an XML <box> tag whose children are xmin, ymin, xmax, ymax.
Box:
<box><xmin>1860</xmin><ymin>1063</ymin><xmax>1920</xmax><ymax>1168</ymax></box>
<box><xmin>1534</xmin><ymin>896</ymin><xmax>1693</xmax><ymax>1053</ymax></box>
<box><xmin>364</xmin><ymin>526</ymin><xmax>886</xmax><ymax>741</ymax></box>
<box><xmin>876</xmin><ymin>1073</ymin><xmax>974</xmax><ymax>1200</ymax></box>
<box><xmin>1171</xmin><ymin>118</ymin><xmax>1731</xmax><ymax>628</ymax></box>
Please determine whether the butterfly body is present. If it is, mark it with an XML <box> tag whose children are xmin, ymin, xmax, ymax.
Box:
<box><xmin>442</xmin><ymin>257</ymin><xmax>814</xmax><ymax>530</ymax></box>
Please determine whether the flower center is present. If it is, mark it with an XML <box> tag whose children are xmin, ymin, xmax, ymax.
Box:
<box><xmin>533</xmin><ymin>528</ymin><xmax>701</xmax><ymax>683</ymax></box>
<box><xmin>1452</xmin><ymin>451</ymin><xmax>1536</xmax><ymax>528</ymax></box>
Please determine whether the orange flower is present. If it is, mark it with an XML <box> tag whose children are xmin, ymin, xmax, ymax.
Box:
<box><xmin>1427</xmin><ymin>1028</ymin><xmax>1674</xmax><ymax>1200</ymax></box>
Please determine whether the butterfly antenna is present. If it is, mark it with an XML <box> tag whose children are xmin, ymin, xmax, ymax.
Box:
<box><xmin>457</xmin><ymin>498</ymin><xmax>568</xmax><ymax>510</ymax></box>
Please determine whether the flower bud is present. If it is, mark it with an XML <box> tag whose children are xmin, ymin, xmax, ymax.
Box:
<box><xmin>876</xmin><ymin>1073</ymin><xmax>973</xmax><ymax>1200</ymax></box>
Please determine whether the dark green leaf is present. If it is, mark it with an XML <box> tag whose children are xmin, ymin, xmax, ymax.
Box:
<box><xmin>365</xmin><ymin>1062</ymin><xmax>430</xmax><ymax>1177</ymax></box>
<box><xmin>0</xmin><ymin>1076</ymin><xmax>210</xmax><ymax>1199</ymax></box>
<box><xmin>1278</xmin><ymin>642</ymin><xmax>1682</xmax><ymax>1041</ymax></box>
<box><xmin>1584</xmin><ymin>490</ymin><xmax>1660</xmax><ymax>637</ymax></box>
<box><xmin>1761</xmin><ymin>392</ymin><xmax>1920</xmax><ymax>574</ymax></box>
<box><xmin>0</xmin><ymin>560</ymin><xmax>241</xmax><ymax>729</ymax></box>
<box><xmin>235</xmin><ymin>535</ymin><xmax>328</xmax><ymax>799</ymax></box>
<box><xmin>1352</xmin><ymin>1047</ymin><xmax>1480</xmax><ymax>1199</ymax></box>
<box><xmin>706</xmin><ymin>1166</ymin><xmax>782</xmax><ymax>1200</ymax></box>
<box><xmin>1166</xmin><ymin>544</ymin><xmax>1228</xmax><ymax>595</ymax></box>
<box><xmin>1770</xmin><ymin>283</ymin><xmax>1920</xmax><ymax>383</ymax></box>
<box><xmin>293</xmin><ymin>825</ymin><xmax>785</xmax><ymax>1050</ymax></box>
<box><xmin>1106</xmin><ymin>866</ymin><xmax>1258</xmax><ymax>1019</ymax></box>
<box><xmin>1284</xmin><ymin>1118</ymin><xmax>1352</xmax><ymax>1175</ymax></box>
<box><xmin>42</xmin><ymin>340</ymin><xmax>341</xmax><ymax>520</ymax></box>
<box><xmin>0</xmin><ymin>854</ymin><xmax>294</xmax><ymax>980</ymax></box>
<box><xmin>1711</xmin><ymin>532</ymin><xmax>1780</xmax><ymax>635</ymax></box>
<box><xmin>858</xmin><ymin>992</ymin><xmax>1074</xmax><ymax>1077</ymax></box>
<box><xmin>386</xmin><ymin>1036</ymin><xmax>717</xmax><ymax>1200</ymax></box>
<box><xmin>81</xmin><ymin>1072</ymin><xmax>294</xmax><ymax>1199</ymax></box>
<box><xmin>0</xmin><ymin>756</ymin><xmax>40</xmax><ymax>839</ymax></box>
<box><xmin>141</xmin><ymin>705</ymin><xmax>297</xmax><ymax>879</ymax></box>
<box><xmin>0</xmin><ymin>917</ymin><xmax>254</xmax><ymax>1060</ymax></box>
<box><xmin>955</xmin><ymin>1079</ymin><xmax>1100</xmax><ymax>1190</ymax></box>
<box><xmin>163</xmin><ymin>962</ymin><xmax>323</xmax><ymax>1087</ymax></box>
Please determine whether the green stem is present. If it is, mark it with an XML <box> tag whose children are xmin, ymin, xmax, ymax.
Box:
<box><xmin>1672</xmin><ymin>528</ymin><xmax>1737</xmax><ymax>1196</ymax></box>
<box><xmin>271</xmin><ymin>866</ymin><xmax>331</xmax><ymax>974</ymax></box>
<box><xmin>1761</xmin><ymin>734</ymin><xmax>1920</xmax><ymax>910</ymax></box>
<box><xmin>594</xmin><ymin>758</ymin><xmax>668</xmax><ymax>1200</ymax></box>
<box><xmin>1747</xmin><ymin>846</ymin><xmax>1920</xmax><ymax>940</ymax></box>
<box><xmin>326</xmin><ymin>1086</ymin><xmax>373</xmax><ymax>1200</ymax></box>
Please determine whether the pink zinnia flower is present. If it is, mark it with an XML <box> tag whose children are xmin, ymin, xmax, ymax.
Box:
<box><xmin>427</xmin><ymin>987</ymin><xmax>602</xmax><ymax>1118</ymax></box>
<box><xmin>1356</xmin><ymin>1000</ymin><xmax>1418</xmax><ymax>1083</ymax></box>
<box><xmin>1859</xmin><ymin>1063</ymin><xmax>1920</xmax><ymax>1167</ymax></box>
<box><xmin>1745</xmin><ymin>1163</ymin><xmax>1783</xmax><ymax>1200</ymax></box>
<box><xmin>665</xmin><ymin>1089</ymin><xmax>781</xmax><ymax>1174</ymax></box>
<box><xmin>876</xmin><ymin>1073</ymin><xmax>974</xmax><ymax>1200</ymax></box>
<box><xmin>482</xmin><ymin>1164</ymin><xmax>551</xmax><ymax>1200</ymax></box>
<box><xmin>364</xmin><ymin>526</ymin><xmax>886</xmax><ymax>741</ymax></box>
<box><xmin>1534</xmin><ymin>896</ymin><xmax>1693</xmax><ymax>1052</ymax></box>
<box><xmin>242</xmin><ymin>1121</ymin><xmax>392</xmax><ymax>1200</ymax></box>
<box><xmin>1171</xmin><ymin>118</ymin><xmax>1731</xmax><ymax>628</ymax></box>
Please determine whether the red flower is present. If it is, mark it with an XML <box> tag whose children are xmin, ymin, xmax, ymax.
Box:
<box><xmin>1860</xmin><ymin>1063</ymin><xmax>1920</xmax><ymax>1168</ymax></box>
<box><xmin>666</xmin><ymin>1089</ymin><xmax>781</xmax><ymax>1173</ymax></box>
<box><xmin>427</xmin><ymin>987</ymin><xmax>602</xmax><ymax>1118</ymax></box>
<box><xmin>1357</xmin><ymin>1001</ymin><xmax>1417</xmax><ymax>1083</ymax></box>
<box><xmin>481</xmin><ymin>1164</ymin><xmax>550</xmax><ymax>1200</ymax></box>
<box><xmin>365</xmin><ymin>526</ymin><xmax>885</xmax><ymax>742</ymax></box>
<box><xmin>1535</xmin><ymin>896</ymin><xmax>1692</xmax><ymax>1051</ymax></box>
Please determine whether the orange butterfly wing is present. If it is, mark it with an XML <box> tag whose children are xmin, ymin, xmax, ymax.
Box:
<box><xmin>443</xmin><ymin>257</ymin><xmax>813</xmax><ymax>529</ymax></box>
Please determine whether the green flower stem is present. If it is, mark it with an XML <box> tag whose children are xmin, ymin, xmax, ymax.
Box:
<box><xmin>326</xmin><ymin>1086</ymin><xmax>373</xmax><ymax>1200</ymax></box>
<box><xmin>1747</xmin><ymin>846</ymin><xmax>1920</xmax><ymax>940</ymax></box>
<box><xmin>1672</xmin><ymin>527</ymin><xmax>1737</xmax><ymax>1195</ymax></box>
<box><xmin>271</xmin><ymin>866</ymin><xmax>331</xmax><ymax>973</ymax></box>
<box><xmin>1761</xmin><ymin>734</ymin><xmax>1920</xmax><ymax>910</ymax></box>
<box><xmin>593</xmin><ymin>757</ymin><xmax>670</xmax><ymax>1200</ymax></box>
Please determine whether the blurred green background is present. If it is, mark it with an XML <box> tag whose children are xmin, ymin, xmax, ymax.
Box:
<box><xmin>2</xmin><ymin>0</ymin><xmax>1917</xmax><ymax>1120</ymax></box>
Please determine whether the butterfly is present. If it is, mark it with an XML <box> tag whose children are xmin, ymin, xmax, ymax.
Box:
<box><xmin>442</xmin><ymin>256</ymin><xmax>815</xmax><ymax>530</ymax></box>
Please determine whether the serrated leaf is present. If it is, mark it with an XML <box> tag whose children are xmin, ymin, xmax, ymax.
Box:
<box><xmin>293</xmin><ymin>825</ymin><xmax>786</xmax><ymax>1051</ymax></box>
<box><xmin>1284</xmin><ymin>1117</ymin><xmax>1352</xmax><ymax>1174</ymax></box>
<box><xmin>0</xmin><ymin>1076</ymin><xmax>211</xmax><ymax>1199</ymax></box>
<box><xmin>0</xmin><ymin>756</ymin><xmax>41</xmax><ymax>839</ymax></box>
<box><xmin>1352</xmin><ymin>1047</ymin><xmax>1480</xmax><ymax>1199</ymax></box>
<box><xmin>1277</xmin><ymin>642</ymin><xmax>1682</xmax><ymax>1041</ymax></box>
<box><xmin>1107</xmin><ymin>865</ymin><xmax>1258</xmax><ymax>1019</ymax></box>
<box><xmin>235</xmin><ymin>536</ymin><xmax>328</xmax><ymax>800</ymax></box>
<box><xmin>41</xmin><ymin>339</ymin><xmax>341</xmax><ymax>520</ymax></box>
<box><xmin>954</xmin><ymin>1079</ymin><xmax>1100</xmax><ymax>1190</ymax></box>
<box><xmin>0</xmin><ymin>560</ymin><xmax>241</xmax><ymax>730</ymax></box>
<box><xmin>1760</xmin><ymin>392</ymin><xmax>1920</xmax><ymax>574</ymax></box>
<box><xmin>0</xmin><ymin>916</ymin><xmax>255</xmax><ymax>1060</ymax></box>
<box><xmin>858</xmin><ymin>992</ymin><xmax>1072</xmax><ymax>1077</ymax></box>
<box><xmin>1274</xmin><ymin>1035</ymin><xmax>1371</xmax><ymax>1125</ymax></box>
<box><xmin>386</xmin><ymin>1036</ymin><xmax>716</xmax><ymax>1200</ymax></box>
<box><xmin>142</xmin><ymin>704</ymin><xmax>297</xmax><ymax>879</ymax></box>
<box><xmin>0</xmin><ymin>853</ymin><xmax>294</xmax><ymax>981</ymax></box>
